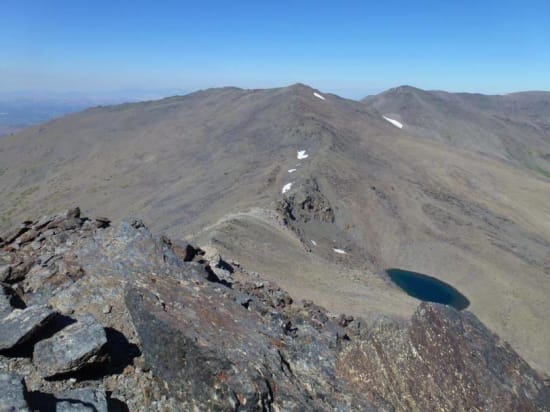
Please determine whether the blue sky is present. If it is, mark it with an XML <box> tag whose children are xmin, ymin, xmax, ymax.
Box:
<box><xmin>1</xmin><ymin>0</ymin><xmax>549</xmax><ymax>98</ymax></box>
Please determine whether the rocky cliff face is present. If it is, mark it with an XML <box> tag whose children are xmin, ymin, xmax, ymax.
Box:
<box><xmin>0</xmin><ymin>209</ymin><xmax>548</xmax><ymax>411</ymax></box>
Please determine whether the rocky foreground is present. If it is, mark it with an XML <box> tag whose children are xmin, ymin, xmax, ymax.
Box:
<box><xmin>0</xmin><ymin>208</ymin><xmax>548</xmax><ymax>411</ymax></box>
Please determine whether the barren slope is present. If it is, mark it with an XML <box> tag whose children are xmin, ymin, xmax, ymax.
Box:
<box><xmin>363</xmin><ymin>85</ymin><xmax>550</xmax><ymax>177</ymax></box>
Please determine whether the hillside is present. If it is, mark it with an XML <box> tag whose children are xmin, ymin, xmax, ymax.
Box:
<box><xmin>0</xmin><ymin>84</ymin><xmax>549</xmax><ymax>376</ymax></box>
<box><xmin>363</xmin><ymin>85</ymin><xmax>550</xmax><ymax>176</ymax></box>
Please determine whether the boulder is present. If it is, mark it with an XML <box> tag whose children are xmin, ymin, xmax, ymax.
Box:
<box><xmin>201</xmin><ymin>245</ymin><xmax>234</xmax><ymax>284</ymax></box>
<box><xmin>0</xmin><ymin>305</ymin><xmax>56</xmax><ymax>351</ymax></box>
<box><xmin>33</xmin><ymin>313</ymin><xmax>107</xmax><ymax>377</ymax></box>
<box><xmin>56</xmin><ymin>388</ymin><xmax>108</xmax><ymax>412</ymax></box>
<box><xmin>0</xmin><ymin>373</ymin><xmax>30</xmax><ymax>412</ymax></box>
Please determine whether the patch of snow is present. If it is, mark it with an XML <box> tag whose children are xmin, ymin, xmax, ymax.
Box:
<box><xmin>282</xmin><ymin>183</ymin><xmax>293</xmax><ymax>194</ymax></box>
<box><xmin>288</xmin><ymin>168</ymin><xmax>297</xmax><ymax>173</ymax></box>
<box><xmin>382</xmin><ymin>115</ymin><xmax>403</xmax><ymax>129</ymax></box>
<box><xmin>311</xmin><ymin>240</ymin><xmax>317</xmax><ymax>246</ymax></box>
<box><xmin>297</xmin><ymin>150</ymin><xmax>309</xmax><ymax>160</ymax></box>
<box><xmin>313</xmin><ymin>92</ymin><xmax>326</xmax><ymax>100</ymax></box>
<box><xmin>333</xmin><ymin>248</ymin><xmax>347</xmax><ymax>255</ymax></box>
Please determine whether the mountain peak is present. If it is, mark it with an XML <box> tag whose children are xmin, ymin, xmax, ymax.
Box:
<box><xmin>387</xmin><ymin>85</ymin><xmax>428</xmax><ymax>95</ymax></box>
<box><xmin>286</xmin><ymin>82</ymin><xmax>315</xmax><ymax>91</ymax></box>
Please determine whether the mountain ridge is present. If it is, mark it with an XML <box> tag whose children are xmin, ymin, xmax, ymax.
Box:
<box><xmin>0</xmin><ymin>83</ymin><xmax>549</xmax><ymax>375</ymax></box>
<box><xmin>363</xmin><ymin>85</ymin><xmax>550</xmax><ymax>176</ymax></box>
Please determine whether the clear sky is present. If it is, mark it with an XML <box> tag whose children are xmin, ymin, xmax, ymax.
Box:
<box><xmin>1</xmin><ymin>0</ymin><xmax>549</xmax><ymax>98</ymax></box>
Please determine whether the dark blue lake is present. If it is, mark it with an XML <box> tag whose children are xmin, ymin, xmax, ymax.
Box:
<box><xmin>386</xmin><ymin>268</ymin><xmax>470</xmax><ymax>310</ymax></box>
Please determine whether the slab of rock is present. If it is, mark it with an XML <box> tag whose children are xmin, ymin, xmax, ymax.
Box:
<box><xmin>15</xmin><ymin>229</ymin><xmax>39</xmax><ymax>246</ymax></box>
<box><xmin>337</xmin><ymin>302</ymin><xmax>550</xmax><ymax>411</ymax></box>
<box><xmin>0</xmin><ymin>305</ymin><xmax>56</xmax><ymax>351</ymax></box>
<box><xmin>56</xmin><ymin>388</ymin><xmax>108</xmax><ymax>412</ymax></box>
<box><xmin>0</xmin><ymin>373</ymin><xmax>30</xmax><ymax>412</ymax></box>
<box><xmin>33</xmin><ymin>313</ymin><xmax>107</xmax><ymax>377</ymax></box>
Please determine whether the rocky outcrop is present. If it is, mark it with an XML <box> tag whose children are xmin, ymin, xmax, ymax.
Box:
<box><xmin>0</xmin><ymin>208</ymin><xmax>548</xmax><ymax>411</ymax></box>
<box><xmin>277</xmin><ymin>178</ymin><xmax>335</xmax><ymax>225</ymax></box>
<box><xmin>125</xmin><ymin>274</ymin><xmax>377</xmax><ymax>411</ymax></box>
<box><xmin>338</xmin><ymin>303</ymin><xmax>550</xmax><ymax>411</ymax></box>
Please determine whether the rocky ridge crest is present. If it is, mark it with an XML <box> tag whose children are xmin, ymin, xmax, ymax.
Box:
<box><xmin>0</xmin><ymin>208</ymin><xmax>548</xmax><ymax>411</ymax></box>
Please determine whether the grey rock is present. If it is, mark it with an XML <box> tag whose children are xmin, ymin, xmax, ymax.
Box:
<box><xmin>0</xmin><ymin>373</ymin><xmax>30</xmax><ymax>412</ymax></box>
<box><xmin>33</xmin><ymin>313</ymin><xmax>107</xmax><ymax>377</ymax></box>
<box><xmin>0</xmin><ymin>265</ymin><xmax>10</xmax><ymax>283</ymax></box>
<box><xmin>56</xmin><ymin>388</ymin><xmax>107</xmax><ymax>412</ymax></box>
<box><xmin>0</xmin><ymin>285</ymin><xmax>15</xmax><ymax>319</ymax></box>
<box><xmin>0</xmin><ymin>305</ymin><xmax>56</xmax><ymax>351</ymax></box>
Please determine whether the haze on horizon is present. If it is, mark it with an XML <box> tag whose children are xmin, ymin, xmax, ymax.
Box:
<box><xmin>1</xmin><ymin>0</ymin><xmax>549</xmax><ymax>100</ymax></box>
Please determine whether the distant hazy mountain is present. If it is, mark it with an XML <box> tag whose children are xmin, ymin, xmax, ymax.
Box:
<box><xmin>363</xmin><ymin>85</ymin><xmax>550</xmax><ymax>177</ymax></box>
<box><xmin>0</xmin><ymin>89</ymin><xmax>183</xmax><ymax>136</ymax></box>
<box><xmin>0</xmin><ymin>84</ymin><xmax>548</xmax><ymax>374</ymax></box>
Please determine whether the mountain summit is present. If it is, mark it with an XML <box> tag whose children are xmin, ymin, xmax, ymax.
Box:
<box><xmin>363</xmin><ymin>86</ymin><xmax>550</xmax><ymax>174</ymax></box>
